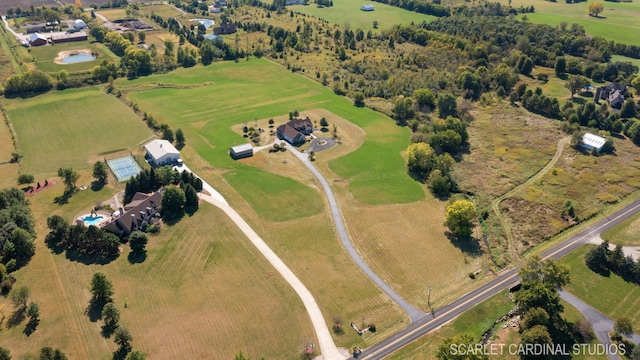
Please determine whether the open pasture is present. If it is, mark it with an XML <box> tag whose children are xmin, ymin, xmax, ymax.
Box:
<box><xmin>292</xmin><ymin>1</ymin><xmax>436</xmax><ymax>32</ymax></box>
<box><xmin>506</xmin><ymin>0</ymin><xmax>640</xmax><ymax>47</ymax></box>
<box><xmin>4</xmin><ymin>87</ymin><xmax>152</xmax><ymax>176</ymax></box>
<box><xmin>601</xmin><ymin>211</ymin><xmax>640</xmax><ymax>246</ymax></box>
<box><xmin>121</xmin><ymin>58</ymin><xmax>424</xmax><ymax>207</ymax></box>
<box><xmin>2</xmin><ymin>195</ymin><xmax>317</xmax><ymax>359</ymax></box>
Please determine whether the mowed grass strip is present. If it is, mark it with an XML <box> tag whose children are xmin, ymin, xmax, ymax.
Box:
<box><xmin>601</xmin><ymin>211</ymin><xmax>640</xmax><ymax>246</ymax></box>
<box><xmin>5</xmin><ymin>87</ymin><xmax>152</xmax><ymax>176</ymax></box>
<box><xmin>561</xmin><ymin>245</ymin><xmax>640</xmax><ymax>331</ymax></box>
<box><xmin>4</xmin><ymin>197</ymin><xmax>316</xmax><ymax>360</ymax></box>
<box><xmin>122</xmin><ymin>59</ymin><xmax>423</xmax><ymax>208</ymax></box>
<box><xmin>0</xmin><ymin>110</ymin><xmax>19</xmax><ymax>188</ymax></box>
<box><xmin>293</xmin><ymin>0</ymin><xmax>436</xmax><ymax>33</ymax></box>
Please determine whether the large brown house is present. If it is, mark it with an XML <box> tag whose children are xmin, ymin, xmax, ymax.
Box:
<box><xmin>276</xmin><ymin>117</ymin><xmax>313</xmax><ymax>145</ymax></box>
<box><xmin>103</xmin><ymin>192</ymin><xmax>161</xmax><ymax>237</ymax></box>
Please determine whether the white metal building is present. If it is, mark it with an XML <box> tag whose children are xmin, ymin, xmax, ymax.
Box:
<box><xmin>144</xmin><ymin>139</ymin><xmax>181</xmax><ymax>166</ymax></box>
<box><xmin>582</xmin><ymin>133</ymin><xmax>606</xmax><ymax>153</ymax></box>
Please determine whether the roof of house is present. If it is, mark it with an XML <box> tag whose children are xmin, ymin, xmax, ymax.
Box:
<box><xmin>361</xmin><ymin>4</ymin><xmax>374</xmax><ymax>10</ymax></box>
<box><xmin>230</xmin><ymin>143</ymin><xmax>253</xmax><ymax>153</ymax></box>
<box><xmin>277</xmin><ymin>124</ymin><xmax>305</xmax><ymax>142</ymax></box>
<box><xmin>582</xmin><ymin>133</ymin><xmax>606</xmax><ymax>149</ymax></box>
<box><xmin>29</xmin><ymin>33</ymin><xmax>47</xmax><ymax>42</ymax></box>
<box><xmin>144</xmin><ymin>139</ymin><xmax>180</xmax><ymax>160</ymax></box>
<box><xmin>104</xmin><ymin>192</ymin><xmax>161</xmax><ymax>236</ymax></box>
<box><xmin>288</xmin><ymin>118</ymin><xmax>313</xmax><ymax>132</ymax></box>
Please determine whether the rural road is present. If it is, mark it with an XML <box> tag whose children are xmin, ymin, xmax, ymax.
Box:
<box><xmin>356</xmin><ymin>198</ymin><xmax>640</xmax><ymax>359</ymax></box>
<box><xmin>174</xmin><ymin>164</ymin><xmax>348</xmax><ymax>360</ymax></box>
<box><xmin>559</xmin><ymin>290</ymin><xmax>640</xmax><ymax>360</ymax></box>
<box><xmin>284</xmin><ymin>143</ymin><xmax>427</xmax><ymax>323</ymax></box>
<box><xmin>492</xmin><ymin>136</ymin><xmax>571</xmax><ymax>258</ymax></box>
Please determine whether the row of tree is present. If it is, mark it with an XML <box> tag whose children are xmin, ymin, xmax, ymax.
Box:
<box><xmin>0</xmin><ymin>346</ymin><xmax>68</xmax><ymax>360</ymax></box>
<box><xmin>0</xmin><ymin>188</ymin><xmax>36</xmax><ymax>271</ymax></box>
<box><xmin>585</xmin><ymin>240</ymin><xmax>640</xmax><ymax>284</ymax></box>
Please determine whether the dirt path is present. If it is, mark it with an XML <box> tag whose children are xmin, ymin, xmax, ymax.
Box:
<box><xmin>491</xmin><ymin>136</ymin><xmax>571</xmax><ymax>259</ymax></box>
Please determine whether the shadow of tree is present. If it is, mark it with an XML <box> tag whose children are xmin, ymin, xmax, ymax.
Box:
<box><xmin>86</xmin><ymin>302</ymin><xmax>105</xmax><ymax>323</ymax></box>
<box><xmin>64</xmin><ymin>248</ymin><xmax>119</xmax><ymax>265</ymax></box>
<box><xmin>7</xmin><ymin>307</ymin><xmax>25</xmax><ymax>328</ymax></box>
<box><xmin>127</xmin><ymin>250</ymin><xmax>147</xmax><ymax>264</ymax></box>
<box><xmin>101</xmin><ymin>323</ymin><xmax>118</xmax><ymax>339</ymax></box>
<box><xmin>113</xmin><ymin>346</ymin><xmax>131</xmax><ymax>360</ymax></box>
<box><xmin>91</xmin><ymin>181</ymin><xmax>105</xmax><ymax>192</ymax></box>
<box><xmin>24</xmin><ymin>318</ymin><xmax>39</xmax><ymax>336</ymax></box>
<box><xmin>445</xmin><ymin>231</ymin><xmax>483</xmax><ymax>257</ymax></box>
<box><xmin>162</xmin><ymin>210</ymin><xmax>185</xmax><ymax>226</ymax></box>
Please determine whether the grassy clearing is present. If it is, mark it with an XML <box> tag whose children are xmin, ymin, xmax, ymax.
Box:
<box><xmin>610</xmin><ymin>55</ymin><xmax>640</xmax><ymax>68</ymax></box>
<box><xmin>25</xmin><ymin>41</ymin><xmax>118</xmax><ymax>74</ymax></box>
<box><xmin>504</xmin><ymin>0</ymin><xmax>640</xmax><ymax>46</ymax></box>
<box><xmin>292</xmin><ymin>1</ymin><xmax>436</xmax><ymax>32</ymax></box>
<box><xmin>2</xmin><ymin>194</ymin><xmax>317</xmax><ymax>359</ymax></box>
<box><xmin>121</xmin><ymin>58</ymin><xmax>423</xmax><ymax>207</ymax></box>
<box><xmin>601</xmin><ymin>211</ymin><xmax>640</xmax><ymax>246</ymax></box>
<box><xmin>561</xmin><ymin>245</ymin><xmax>640</xmax><ymax>332</ymax></box>
<box><xmin>388</xmin><ymin>291</ymin><xmax>514</xmax><ymax>359</ymax></box>
<box><xmin>4</xmin><ymin>87</ymin><xmax>152</xmax><ymax>176</ymax></box>
<box><xmin>0</xmin><ymin>110</ymin><xmax>19</xmax><ymax>188</ymax></box>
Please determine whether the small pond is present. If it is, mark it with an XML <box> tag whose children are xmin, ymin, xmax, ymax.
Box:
<box><xmin>61</xmin><ymin>52</ymin><xmax>97</xmax><ymax>64</ymax></box>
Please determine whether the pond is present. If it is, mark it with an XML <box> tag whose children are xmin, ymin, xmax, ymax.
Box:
<box><xmin>61</xmin><ymin>52</ymin><xmax>97</xmax><ymax>64</ymax></box>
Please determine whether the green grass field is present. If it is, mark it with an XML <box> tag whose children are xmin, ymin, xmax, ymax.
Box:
<box><xmin>601</xmin><ymin>211</ymin><xmax>640</xmax><ymax>246</ymax></box>
<box><xmin>562</xmin><ymin>245</ymin><xmax>640</xmax><ymax>331</ymax></box>
<box><xmin>24</xmin><ymin>41</ymin><xmax>119</xmax><ymax>74</ymax></box>
<box><xmin>292</xmin><ymin>0</ymin><xmax>436</xmax><ymax>32</ymax></box>
<box><xmin>121</xmin><ymin>59</ymin><xmax>424</xmax><ymax>207</ymax></box>
<box><xmin>4</xmin><ymin>87</ymin><xmax>153</xmax><ymax>176</ymax></box>
<box><xmin>506</xmin><ymin>0</ymin><xmax>640</xmax><ymax>46</ymax></box>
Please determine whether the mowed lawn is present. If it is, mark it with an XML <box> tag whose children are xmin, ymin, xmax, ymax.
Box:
<box><xmin>293</xmin><ymin>0</ymin><xmax>436</xmax><ymax>32</ymax></box>
<box><xmin>3</xmin><ymin>192</ymin><xmax>315</xmax><ymax>359</ymax></box>
<box><xmin>504</xmin><ymin>0</ymin><xmax>640</xmax><ymax>46</ymax></box>
<box><xmin>601</xmin><ymin>211</ymin><xmax>640</xmax><ymax>246</ymax></box>
<box><xmin>5</xmin><ymin>87</ymin><xmax>153</xmax><ymax>176</ymax></box>
<box><xmin>0</xmin><ymin>110</ymin><xmax>19</xmax><ymax>188</ymax></box>
<box><xmin>561</xmin><ymin>245</ymin><xmax>640</xmax><ymax>331</ymax></box>
<box><xmin>121</xmin><ymin>59</ymin><xmax>423</xmax><ymax>207</ymax></box>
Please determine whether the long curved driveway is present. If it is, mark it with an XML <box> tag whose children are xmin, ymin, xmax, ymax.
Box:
<box><xmin>284</xmin><ymin>144</ymin><xmax>427</xmax><ymax>323</ymax></box>
<box><xmin>356</xmin><ymin>198</ymin><xmax>640</xmax><ymax>359</ymax></box>
<box><xmin>492</xmin><ymin>136</ymin><xmax>571</xmax><ymax>258</ymax></box>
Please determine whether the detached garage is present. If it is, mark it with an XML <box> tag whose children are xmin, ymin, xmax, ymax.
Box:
<box><xmin>144</xmin><ymin>139</ymin><xmax>181</xmax><ymax>166</ymax></box>
<box><xmin>230</xmin><ymin>143</ymin><xmax>253</xmax><ymax>159</ymax></box>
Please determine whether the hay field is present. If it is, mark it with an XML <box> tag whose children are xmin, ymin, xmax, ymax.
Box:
<box><xmin>4</xmin><ymin>87</ymin><xmax>153</xmax><ymax>176</ymax></box>
<box><xmin>2</xmin><ymin>190</ymin><xmax>317</xmax><ymax>359</ymax></box>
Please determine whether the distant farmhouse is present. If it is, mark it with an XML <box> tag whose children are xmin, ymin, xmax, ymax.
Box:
<box><xmin>581</xmin><ymin>133</ymin><xmax>606</xmax><ymax>153</ymax></box>
<box><xmin>28</xmin><ymin>33</ymin><xmax>48</xmax><ymax>46</ymax></box>
<box><xmin>144</xmin><ymin>139</ymin><xmax>181</xmax><ymax>166</ymax></box>
<box><xmin>277</xmin><ymin>117</ymin><xmax>313</xmax><ymax>146</ymax></box>
<box><xmin>213</xmin><ymin>23</ymin><xmax>237</xmax><ymax>35</ymax></box>
<box><xmin>104</xmin><ymin>192</ymin><xmax>161</xmax><ymax>237</ymax></box>
<box><xmin>229</xmin><ymin>143</ymin><xmax>254</xmax><ymax>160</ymax></box>
<box><xmin>361</xmin><ymin>4</ymin><xmax>375</xmax><ymax>11</ymax></box>
<box><xmin>209</xmin><ymin>5</ymin><xmax>221</xmax><ymax>13</ymax></box>
<box><xmin>286</xmin><ymin>0</ymin><xmax>305</xmax><ymax>5</ymax></box>
<box><xmin>594</xmin><ymin>82</ymin><xmax>627</xmax><ymax>110</ymax></box>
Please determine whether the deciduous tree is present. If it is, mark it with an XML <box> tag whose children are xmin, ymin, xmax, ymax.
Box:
<box><xmin>93</xmin><ymin>161</ymin><xmax>109</xmax><ymax>185</ymax></box>
<box><xmin>90</xmin><ymin>272</ymin><xmax>114</xmax><ymax>307</ymax></box>
<box><xmin>161</xmin><ymin>186</ymin><xmax>186</xmax><ymax>216</ymax></box>
<box><xmin>614</xmin><ymin>317</ymin><xmax>633</xmax><ymax>337</ymax></box>
<box><xmin>565</xmin><ymin>75</ymin><xmax>589</xmax><ymax>98</ymax></box>
<box><xmin>128</xmin><ymin>231</ymin><xmax>148</xmax><ymax>254</ymax></box>
<box><xmin>57</xmin><ymin>167</ymin><xmax>79</xmax><ymax>193</ymax></box>
<box><xmin>444</xmin><ymin>200</ymin><xmax>477</xmax><ymax>238</ymax></box>
<box><xmin>588</xmin><ymin>2</ymin><xmax>604</xmax><ymax>17</ymax></box>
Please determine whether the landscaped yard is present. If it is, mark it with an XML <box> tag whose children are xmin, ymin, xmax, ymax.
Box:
<box><xmin>4</xmin><ymin>87</ymin><xmax>153</xmax><ymax>176</ymax></box>
<box><xmin>24</xmin><ymin>41</ymin><xmax>119</xmax><ymax>74</ymax></box>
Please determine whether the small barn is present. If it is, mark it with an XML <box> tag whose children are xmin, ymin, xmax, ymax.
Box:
<box><xmin>361</xmin><ymin>4</ymin><xmax>374</xmax><ymax>11</ymax></box>
<box><xmin>230</xmin><ymin>143</ymin><xmax>254</xmax><ymax>159</ymax></box>
<box><xmin>73</xmin><ymin>19</ymin><xmax>88</xmax><ymax>30</ymax></box>
<box><xmin>582</xmin><ymin>133</ymin><xmax>606</xmax><ymax>153</ymax></box>
<box><xmin>144</xmin><ymin>139</ymin><xmax>181</xmax><ymax>166</ymax></box>
<box><xmin>28</xmin><ymin>33</ymin><xmax>48</xmax><ymax>46</ymax></box>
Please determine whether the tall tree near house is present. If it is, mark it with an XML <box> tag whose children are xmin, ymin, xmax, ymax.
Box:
<box><xmin>57</xmin><ymin>168</ymin><xmax>79</xmax><ymax>193</ymax></box>
<box><xmin>565</xmin><ymin>75</ymin><xmax>589</xmax><ymax>98</ymax></box>
<box><xmin>175</xmin><ymin>129</ymin><xmax>185</xmax><ymax>149</ymax></box>
<box><xmin>93</xmin><ymin>161</ymin><xmax>109</xmax><ymax>185</ymax></box>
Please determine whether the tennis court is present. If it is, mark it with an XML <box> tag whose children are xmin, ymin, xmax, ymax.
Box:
<box><xmin>107</xmin><ymin>156</ymin><xmax>143</xmax><ymax>182</ymax></box>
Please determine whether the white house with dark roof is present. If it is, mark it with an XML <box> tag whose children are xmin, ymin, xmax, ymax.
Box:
<box><xmin>582</xmin><ymin>133</ymin><xmax>606</xmax><ymax>153</ymax></box>
<box><xmin>144</xmin><ymin>139</ymin><xmax>180</xmax><ymax>166</ymax></box>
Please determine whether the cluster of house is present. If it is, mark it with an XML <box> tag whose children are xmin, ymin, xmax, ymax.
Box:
<box><xmin>593</xmin><ymin>82</ymin><xmax>627</xmax><ymax>109</ymax></box>
<box><xmin>24</xmin><ymin>19</ymin><xmax>88</xmax><ymax>47</ymax></box>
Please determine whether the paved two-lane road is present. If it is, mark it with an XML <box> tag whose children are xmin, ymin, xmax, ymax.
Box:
<box><xmin>357</xmin><ymin>199</ymin><xmax>640</xmax><ymax>359</ymax></box>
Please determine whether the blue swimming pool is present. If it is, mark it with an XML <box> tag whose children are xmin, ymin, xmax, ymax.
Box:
<box><xmin>83</xmin><ymin>215</ymin><xmax>104</xmax><ymax>226</ymax></box>
<box><xmin>61</xmin><ymin>52</ymin><xmax>97</xmax><ymax>64</ymax></box>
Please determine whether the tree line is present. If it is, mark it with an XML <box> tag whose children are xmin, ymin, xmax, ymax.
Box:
<box><xmin>0</xmin><ymin>188</ymin><xmax>36</xmax><ymax>275</ymax></box>
<box><xmin>124</xmin><ymin>166</ymin><xmax>202</xmax><ymax>204</ymax></box>
<box><xmin>585</xmin><ymin>240</ymin><xmax>640</xmax><ymax>284</ymax></box>
<box><xmin>45</xmin><ymin>215</ymin><xmax>121</xmax><ymax>260</ymax></box>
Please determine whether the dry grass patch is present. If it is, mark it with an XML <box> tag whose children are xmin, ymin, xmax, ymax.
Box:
<box><xmin>601</xmin><ymin>211</ymin><xmax>640</xmax><ymax>246</ymax></box>
<box><xmin>0</xmin><ymin>110</ymin><xmax>19</xmax><ymax>188</ymax></box>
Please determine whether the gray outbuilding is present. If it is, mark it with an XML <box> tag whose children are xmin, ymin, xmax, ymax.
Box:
<box><xmin>230</xmin><ymin>143</ymin><xmax>253</xmax><ymax>159</ymax></box>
